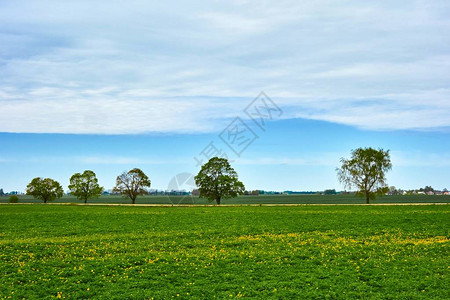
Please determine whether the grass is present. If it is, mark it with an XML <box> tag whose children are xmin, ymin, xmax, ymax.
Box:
<box><xmin>0</xmin><ymin>205</ymin><xmax>448</xmax><ymax>299</ymax></box>
<box><xmin>1</xmin><ymin>194</ymin><xmax>449</xmax><ymax>205</ymax></box>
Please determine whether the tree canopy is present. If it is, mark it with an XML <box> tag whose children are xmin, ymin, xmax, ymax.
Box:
<box><xmin>337</xmin><ymin>147</ymin><xmax>392</xmax><ymax>204</ymax></box>
<box><xmin>68</xmin><ymin>170</ymin><xmax>103</xmax><ymax>203</ymax></box>
<box><xmin>113</xmin><ymin>168</ymin><xmax>151</xmax><ymax>204</ymax></box>
<box><xmin>419</xmin><ymin>186</ymin><xmax>434</xmax><ymax>193</ymax></box>
<box><xmin>26</xmin><ymin>177</ymin><xmax>64</xmax><ymax>203</ymax></box>
<box><xmin>195</xmin><ymin>157</ymin><xmax>245</xmax><ymax>205</ymax></box>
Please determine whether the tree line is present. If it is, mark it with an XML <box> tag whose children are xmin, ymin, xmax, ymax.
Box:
<box><xmin>12</xmin><ymin>147</ymin><xmax>393</xmax><ymax>204</ymax></box>
<box><xmin>25</xmin><ymin>168</ymin><xmax>152</xmax><ymax>204</ymax></box>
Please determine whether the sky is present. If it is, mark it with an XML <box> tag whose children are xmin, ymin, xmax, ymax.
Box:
<box><xmin>0</xmin><ymin>0</ymin><xmax>449</xmax><ymax>192</ymax></box>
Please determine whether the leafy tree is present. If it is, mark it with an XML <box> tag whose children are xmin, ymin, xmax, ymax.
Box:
<box><xmin>26</xmin><ymin>177</ymin><xmax>64</xmax><ymax>203</ymax></box>
<box><xmin>422</xmin><ymin>186</ymin><xmax>434</xmax><ymax>193</ymax></box>
<box><xmin>324</xmin><ymin>189</ymin><xmax>337</xmax><ymax>195</ymax></box>
<box><xmin>113</xmin><ymin>168</ymin><xmax>151</xmax><ymax>204</ymax></box>
<box><xmin>68</xmin><ymin>170</ymin><xmax>103</xmax><ymax>203</ymax></box>
<box><xmin>194</xmin><ymin>157</ymin><xmax>245</xmax><ymax>205</ymax></box>
<box><xmin>0</xmin><ymin>188</ymin><xmax>4</xmax><ymax>197</ymax></box>
<box><xmin>337</xmin><ymin>147</ymin><xmax>392</xmax><ymax>204</ymax></box>
<box><xmin>8</xmin><ymin>195</ymin><xmax>19</xmax><ymax>203</ymax></box>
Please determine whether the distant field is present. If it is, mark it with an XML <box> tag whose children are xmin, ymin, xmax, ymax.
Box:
<box><xmin>0</xmin><ymin>205</ymin><xmax>448</xmax><ymax>298</ymax></box>
<box><xmin>1</xmin><ymin>194</ymin><xmax>449</xmax><ymax>204</ymax></box>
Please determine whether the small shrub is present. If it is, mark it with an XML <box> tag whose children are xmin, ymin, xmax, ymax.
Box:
<box><xmin>9</xmin><ymin>195</ymin><xmax>19</xmax><ymax>203</ymax></box>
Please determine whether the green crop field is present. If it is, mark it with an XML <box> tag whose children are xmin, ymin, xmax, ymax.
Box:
<box><xmin>0</xmin><ymin>205</ymin><xmax>448</xmax><ymax>299</ymax></box>
<box><xmin>1</xmin><ymin>194</ymin><xmax>449</xmax><ymax>205</ymax></box>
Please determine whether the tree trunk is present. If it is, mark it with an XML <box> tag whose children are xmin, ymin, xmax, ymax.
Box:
<box><xmin>216</xmin><ymin>196</ymin><xmax>221</xmax><ymax>205</ymax></box>
<box><xmin>132</xmin><ymin>198</ymin><xmax>136</xmax><ymax>204</ymax></box>
<box><xmin>44</xmin><ymin>198</ymin><xmax>47</xmax><ymax>204</ymax></box>
<box><xmin>365</xmin><ymin>191</ymin><xmax>370</xmax><ymax>204</ymax></box>
<box><xmin>84</xmin><ymin>198</ymin><xmax>87</xmax><ymax>204</ymax></box>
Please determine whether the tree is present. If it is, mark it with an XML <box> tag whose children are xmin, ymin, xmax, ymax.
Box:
<box><xmin>423</xmin><ymin>186</ymin><xmax>434</xmax><ymax>193</ymax></box>
<box><xmin>0</xmin><ymin>188</ymin><xmax>4</xmax><ymax>197</ymax></box>
<box><xmin>26</xmin><ymin>177</ymin><xmax>64</xmax><ymax>203</ymax></box>
<box><xmin>194</xmin><ymin>157</ymin><xmax>245</xmax><ymax>205</ymax></box>
<box><xmin>68</xmin><ymin>170</ymin><xmax>103</xmax><ymax>203</ymax></box>
<box><xmin>337</xmin><ymin>147</ymin><xmax>392</xmax><ymax>204</ymax></box>
<box><xmin>251</xmin><ymin>190</ymin><xmax>260</xmax><ymax>196</ymax></box>
<box><xmin>324</xmin><ymin>189</ymin><xmax>337</xmax><ymax>195</ymax></box>
<box><xmin>113</xmin><ymin>168</ymin><xmax>151</xmax><ymax>204</ymax></box>
<box><xmin>9</xmin><ymin>195</ymin><xmax>19</xmax><ymax>203</ymax></box>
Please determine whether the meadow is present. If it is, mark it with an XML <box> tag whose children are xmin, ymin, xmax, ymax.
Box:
<box><xmin>0</xmin><ymin>205</ymin><xmax>448</xmax><ymax>299</ymax></box>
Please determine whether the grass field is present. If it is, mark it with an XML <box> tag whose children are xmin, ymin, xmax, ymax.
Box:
<box><xmin>0</xmin><ymin>205</ymin><xmax>448</xmax><ymax>299</ymax></box>
<box><xmin>1</xmin><ymin>194</ymin><xmax>450</xmax><ymax>205</ymax></box>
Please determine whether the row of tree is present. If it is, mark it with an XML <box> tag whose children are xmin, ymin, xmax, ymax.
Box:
<box><xmin>26</xmin><ymin>168</ymin><xmax>151</xmax><ymax>204</ymax></box>
<box><xmin>24</xmin><ymin>158</ymin><xmax>245</xmax><ymax>205</ymax></box>
<box><xmin>22</xmin><ymin>147</ymin><xmax>392</xmax><ymax>204</ymax></box>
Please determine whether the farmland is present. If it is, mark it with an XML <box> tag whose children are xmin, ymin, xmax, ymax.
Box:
<box><xmin>0</xmin><ymin>205</ymin><xmax>448</xmax><ymax>299</ymax></box>
<box><xmin>1</xmin><ymin>193</ymin><xmax>450</xmax><ymax>205</ymax></box>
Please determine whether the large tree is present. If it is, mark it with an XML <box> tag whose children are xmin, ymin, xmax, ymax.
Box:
<box><xmin>337</xmin><ymin>147</ymin><xmax>392</xmax><ymax>204</ymax></box>
<box><xmin>68</xmin><ymin>170</ymin><xmax>103</xmax><ymax>203</ymax></box>
<box><xmin>195</xmin><ymin>157</ymin><xmax>245</xmax><ymax>205</ymax></box>
<box><xmin>113</xmin><ymin>168</ymin><xmax>151</xmax><ymax>204</ymax></box>
<box><xmin>26</xmin><ymin>177</ymin><xmax>64</xmax><ymax>203</ymax></box>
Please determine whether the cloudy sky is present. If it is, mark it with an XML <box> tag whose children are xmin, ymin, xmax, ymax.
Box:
<box><xmin>0</xmin><ymin>0</ymin><xmax>449</xmax><ymax>192</ymax></box>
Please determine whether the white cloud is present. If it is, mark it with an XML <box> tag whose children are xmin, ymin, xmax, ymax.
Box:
<box><xmin>0</xmin><ymin>0</ymin><xmax>449</xmax><ymax>134</ymax></box>
<box><xmin>199</xmin><ymin>12</ymin><xmax>270</xmax><ymax>36</ymax></box>
<box><xmin>283</xmin><ymin>88</ymin><xmax>450</xmax><ymax>131</ymax></box>
<box><xmin>0</xmin><ymin>95</ymin><xmax>235</xmax><ymax>134</ymax></box>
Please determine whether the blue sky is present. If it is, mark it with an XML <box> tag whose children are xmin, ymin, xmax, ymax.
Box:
<box><xmin>0</xmin><ymin>0</ymin><xmax>449</xmax><ymax>192</ymax></box>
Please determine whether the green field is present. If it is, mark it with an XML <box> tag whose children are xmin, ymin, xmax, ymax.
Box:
<box><xmin>0</xmin><ymin>205</ymin><xmax>448</xmax><ymax>299</ymax></box>
<box><xmin>1</xmin><ymin>194</ymin><xmax>449</xmax><ymax>205</ymax></box>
